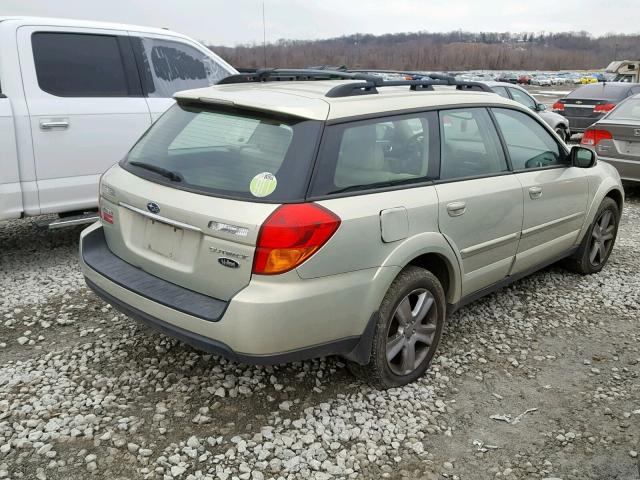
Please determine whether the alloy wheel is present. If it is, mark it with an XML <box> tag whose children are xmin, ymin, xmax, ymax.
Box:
<box><xmin>385</xmin><ymin>288</ymin><xmax>438</xmax><ymax>376</ymax></box>
<box><xmin>589</xmin><ymin>209</ymin><xmax>616</xmax><ymax>266</ymax></box>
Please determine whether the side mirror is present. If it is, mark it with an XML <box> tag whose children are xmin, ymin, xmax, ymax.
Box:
<box><xmin>571</xmin><ymin>146</ymin><xmax>597</xmax><ymax>168</ymax></box>
<box><xmin>536</xmin><ymin>103</ymin><xmax>547</xmax><ymax>111</ymax></box>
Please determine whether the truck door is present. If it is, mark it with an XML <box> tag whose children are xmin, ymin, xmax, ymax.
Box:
<box><xmin>16</xmin><ymin>26</ymin><xmax>152</xmax><ymax>215</ymax></box>
<box><xmin>0</xmin><ymin>95</ymin><xmax>22</xmax><ymax>221</ymax></box>
<box><xmin>127</xmin><ymin>32</ymin><xmax>235</xmax><ymax>122</ymax></box>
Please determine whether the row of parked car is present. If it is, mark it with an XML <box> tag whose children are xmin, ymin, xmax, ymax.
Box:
<box><xmin>457</xmin><ymin>71</ymin><xmax>609</xmax><ymax>86</ymax></box>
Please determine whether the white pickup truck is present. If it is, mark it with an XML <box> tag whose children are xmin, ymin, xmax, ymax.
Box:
<box><xmin>0</xmin><ymin>17</ymin><xmax>237</xmax><ymax>227</ymax></box>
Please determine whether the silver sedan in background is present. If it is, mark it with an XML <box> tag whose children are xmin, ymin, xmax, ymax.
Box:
<box><xmin>481</xmin><ymin>81</ymin><xmax>571</xmax><ymax>141</ymax></box>
<box><xmin>581</xmin><ymin>93</ymin><xmax>640</xmax><ymax>183</ymax></box>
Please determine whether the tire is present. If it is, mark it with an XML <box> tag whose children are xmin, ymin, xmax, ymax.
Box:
<box><xmin>347</xmin><ymin>266</ymin><xmax>446</xmax><ymax>389</ymax></box>
<box><xmin>555</xmin><ymin>126</ymin><xmax>568</xmax><ymax>142</ymax></box>
<box><xmin>564</xmin><ymin>197</ymin><xmax>620</xmax><ymax>275</ymax></box>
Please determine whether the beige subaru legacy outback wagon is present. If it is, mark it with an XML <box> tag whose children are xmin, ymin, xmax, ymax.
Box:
<box><xmin>80</xmin><ymin>70</ymin><xmax>624</xmax><ymax>389</ymax></box>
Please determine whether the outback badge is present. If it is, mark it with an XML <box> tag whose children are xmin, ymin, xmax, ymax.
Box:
<box><xmin>218</xmin><ymin>257</ymin><xmax>240</xmax><ymax>269</ymax></box>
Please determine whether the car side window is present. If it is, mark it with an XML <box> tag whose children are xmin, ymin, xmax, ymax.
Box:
<box><xmin>311</xmin><ymin>113</ymin><xmax>433</xmax><ymax>195</ymax></box>
<box><xmin>508</xmin><ymin>88</ymin><xmax>536</xmax><ymax>109</ymax></box>
<box><xmin>492</xmin><ymin>108</ymin><xmax>569</xmax><ymax>170</ymax></box>
<box><xmin>131</xmin><ymin>36</ymin><xmax>232</xmax><ymax>98</ymax></box>
<box><xmin>32</xmin><ymin>32</ymin><xmax>134</xmax><ymax>97</ymax></box>
<box><xmin>492</xmin><ymin>86</ymin><xmax>510</xmax><ymax>99</ymax></box>
<box><xmin>438</xmin><ymin>108</ymin><xmax>508</xmax><ymax>180</ymax></box>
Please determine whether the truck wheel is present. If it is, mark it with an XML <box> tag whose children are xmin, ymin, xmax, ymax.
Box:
<box><xmin>348</xmin><ymin>266</ymin><xmax>446</xmax><ymax>389</ymax></box>
<box><xmin>564</xmin><ymin>198</ymin><xmax>619</xmax><ymax>275</ymax></box>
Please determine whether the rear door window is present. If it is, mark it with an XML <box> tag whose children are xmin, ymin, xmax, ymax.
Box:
<box><xmin>32</xmin><ymin>32</ymin><xmax>135</xmax><ymax>97</ymax></box>
<box><xmin>122</xmin><ymin>103</ymin><xmax>321</xmax><ymax>202</ymax></box>
<box><xmin>132</xmin><ymin>37</ymin><xmax>232</xmax><ymax>97</ymax></box>
<box><xmin>492</xmin><ymin>108</ymin><xmax>569</xmax><ymax>169</ymax></box>
<box><xmin>310</xmin><ymin>112</ymin><xmax>436</xmax><ymax>195</ymax></box>
<box><xmin>438</xmin><ymin>108</ymin><xmax>508</xmax><ymax>180</ymax></box>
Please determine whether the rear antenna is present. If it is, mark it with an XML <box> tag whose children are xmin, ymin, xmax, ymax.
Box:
<box><xmin>262</xmin><ymin>1</ymin><xmax>267</xmax><ymax>69</ymax></box>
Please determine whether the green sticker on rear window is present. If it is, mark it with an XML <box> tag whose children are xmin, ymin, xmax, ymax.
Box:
<box><xmin>250</xmin><ymin>172</ymin><xmax>277</xmax><ymax>197</ymax></box>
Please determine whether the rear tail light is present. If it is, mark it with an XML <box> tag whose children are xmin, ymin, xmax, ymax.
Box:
<box><xmin>552</xmin><ymin>102</ymin><xmax>564</xmax><ymax>111</ymax></box>
<box><xmin>594</xmin><ymin>103</ymin><xmax>616</xmax><ymax>113</ymax></box>
<box><xmin>252</xmin><ymin>203</ymin><xmax>341</xmax><ymax>275</ymax></box>
<box><xmin>581</xmin><ymin>129</ymin><xmax>612</xmax><ymax>146</ymax></box>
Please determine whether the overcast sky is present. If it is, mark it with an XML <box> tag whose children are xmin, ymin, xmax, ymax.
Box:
<box><xmin>2</xmin><ymin>0</ymin><xmax>638</xmax><ymax>46</ymax></box>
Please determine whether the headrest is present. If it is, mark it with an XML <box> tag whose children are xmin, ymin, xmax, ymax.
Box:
<box><xmin>338</xmin><ymin>125</ymin><xmax>384</xmax><ymax>170</ymax></box>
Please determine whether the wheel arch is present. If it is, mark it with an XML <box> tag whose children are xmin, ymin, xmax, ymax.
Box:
<box><xmin>406</xmin><ymin>252</ymin><xmax>455</xmax><ymax>304</ymax></box>
<box><xmin>379</xmin><ymin>232</ymin><xmax>463</xmax><ymax>305</ymax></box>
<box><xmin>604</xmin><ymin>187</ymin><xmax>624</xmax><ymax>213</ymax></box>
<box><xmin>577</xmin><ymin>179</ymin><xmax>624</xmax><ymax>244</ymax></box>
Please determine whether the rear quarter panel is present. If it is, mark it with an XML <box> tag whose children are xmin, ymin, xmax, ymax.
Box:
<box><xmin>298</xmin><ymin>185</ymin><xmax>462</xmax><ymax>304</ymax></box>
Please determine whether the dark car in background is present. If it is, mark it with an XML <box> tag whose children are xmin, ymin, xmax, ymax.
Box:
<box><xmin>553</xmin><ymin>82</ymin><xmax>640</xmax><ymax>134</ymax></box>
<box><xmin>498</xmin><ymin>72</ymin><xmax>518</xmax><ymax>84</ymax></box>
<box><xmin>581</xmin><ymin>93</ymin><xmax>640</xmax><ymax>183</ymax></box>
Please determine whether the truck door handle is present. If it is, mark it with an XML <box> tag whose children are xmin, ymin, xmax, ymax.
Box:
<box><xmin>529</xmin><ymin>186</ymin><xmax>543</xmax><ymax>199</ymax></box>
<box><xmin>40</xmin><ymin>120</ymin><xmax>69</xmax><ymax>130</ymax></box>
<box><xmin>447</xmin><ymin>201</ymin><xmax>466</xmax><ymax>217</ymax></box>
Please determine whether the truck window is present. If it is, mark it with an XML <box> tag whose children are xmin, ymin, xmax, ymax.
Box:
<box><xmin>131</xmin><ymin>37</ymin><xmax>232</xmax><ymax>98</ymax></box>
<box><xmin>32</xmin><ymin>33</ymin><xmax>132</xmax><ymax>97</ymax></box>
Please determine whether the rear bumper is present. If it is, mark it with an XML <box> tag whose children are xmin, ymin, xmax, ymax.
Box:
<box><xmin>563</xmin><ymin>115</ymin><xmax>602</xmax><ymax>132</ymax></box>
<box><xmin>80</xmin><ymin>223</ymin><xmax>391</xmax><ymax>364</ymax></box>
<box><xmin>599</xmin><ymin>157</ymin><xmax>640</xmax><ymax>183</ymax></box>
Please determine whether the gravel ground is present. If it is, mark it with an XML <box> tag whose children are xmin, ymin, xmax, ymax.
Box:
<box><xmin>1</xmin><ymin>186</ymin><xmax>639</xmax><ymax>480</ymax></box>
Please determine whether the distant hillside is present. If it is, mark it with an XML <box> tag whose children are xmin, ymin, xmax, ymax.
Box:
<box><xmin>209</xmin><ymin>31</ymin><xmax>640</xmax><ymax>71</ymax></box>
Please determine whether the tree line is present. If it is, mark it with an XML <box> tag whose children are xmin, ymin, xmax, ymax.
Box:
<box><xmin>208</xmin><ymin>31</ymin><xmax>640</xmax><ymax>71</ymax></box>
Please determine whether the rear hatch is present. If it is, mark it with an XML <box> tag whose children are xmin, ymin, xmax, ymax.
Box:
<box><xmin>99</xmin><ymin>100</ymin><xmax>323</xmax><ymax>301</ymax></box>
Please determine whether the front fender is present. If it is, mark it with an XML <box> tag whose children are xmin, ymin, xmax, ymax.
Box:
<box><xmin>380</xmin><ymin>231</ymin><xmax>462</xmax><ymax>304</ymax></box>
<box><xmin>576</xmin><ymin>163</ymin><xmax>624</xmax><ymax>244</ymax></box>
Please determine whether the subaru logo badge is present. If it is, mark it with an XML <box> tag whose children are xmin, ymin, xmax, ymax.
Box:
<box><xmin>147</xmin><ymin>202</ymin><xmax>160</xmax><ymax>214</ymax></box>
<box><xmin>218</xmin><ymin>257</ymin><xmax>240</xmax><ymax>269</ymax></box>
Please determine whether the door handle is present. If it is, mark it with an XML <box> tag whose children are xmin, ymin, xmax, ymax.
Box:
<box><xmin>40</xmin><ymin>120</ymin><xmax>69</xmax><ymax>130</ymax></box>
<box><xmin>529</xmin><ymin>186</ymin><xmax>543</xmax><ymax>199</ymax></box>
<box><xmin>446</xmin><ymin>201</ymin><xmax>466</xmax><ymax>217</ymax></box>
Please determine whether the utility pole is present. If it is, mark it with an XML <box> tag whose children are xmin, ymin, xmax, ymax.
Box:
<box><xmin>262</xmin><ymin>1</ymin><xmax>267</xmax><ymax>68</ymax></box>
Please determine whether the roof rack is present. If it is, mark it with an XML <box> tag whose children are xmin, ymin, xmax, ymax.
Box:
<box><xmin>217</xmin><ymin>68</ymin><xmax>493</xmax><ymax>97</ymax></box>
<box><xmin>217</xmin><ymin>68</ymin><xmax>377</xmax><ymax>85</ymax></box>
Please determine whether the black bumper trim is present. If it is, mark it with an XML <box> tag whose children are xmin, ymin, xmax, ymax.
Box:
<box><xmin>82</xmin><ymin>228</ymin><xmax>227</xmax><ymax>322</ymax></box>
<box><xmin>86</xmin><ymin>278</ymin><xmax>374</xmax><ymax>365</ymax></box>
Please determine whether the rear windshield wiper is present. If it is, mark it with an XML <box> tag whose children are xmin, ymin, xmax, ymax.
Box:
<box><xmin>128</xmin><ymin>161</ymin><xmax>183</xmax><ymax>182</ymax></box>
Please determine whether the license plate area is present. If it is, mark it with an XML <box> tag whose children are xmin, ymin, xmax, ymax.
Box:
<box><xmin>144</xmin><ymin>218</ymin><xmax>184</xmax><ymax>259</ymax></box>
<box><xmin>621</xmin><ymin>141</ymin><xmax>640</xmax><ymax>156</ymax></box>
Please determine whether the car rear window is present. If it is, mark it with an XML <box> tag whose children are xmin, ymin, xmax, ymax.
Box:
<box><xmin>566</xmin><ymin>84</ymin><xmax>632</xmax><ymax>101</ymax></box>
<box><xmin>607</xmin><ymin>98</ymin><xmax>640</xmax><ymax>121</ymax></box>
<box><xmin>121</xmin><ymin>102</ymin><xmax>322</xmax><ymax>202</ymax></box>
